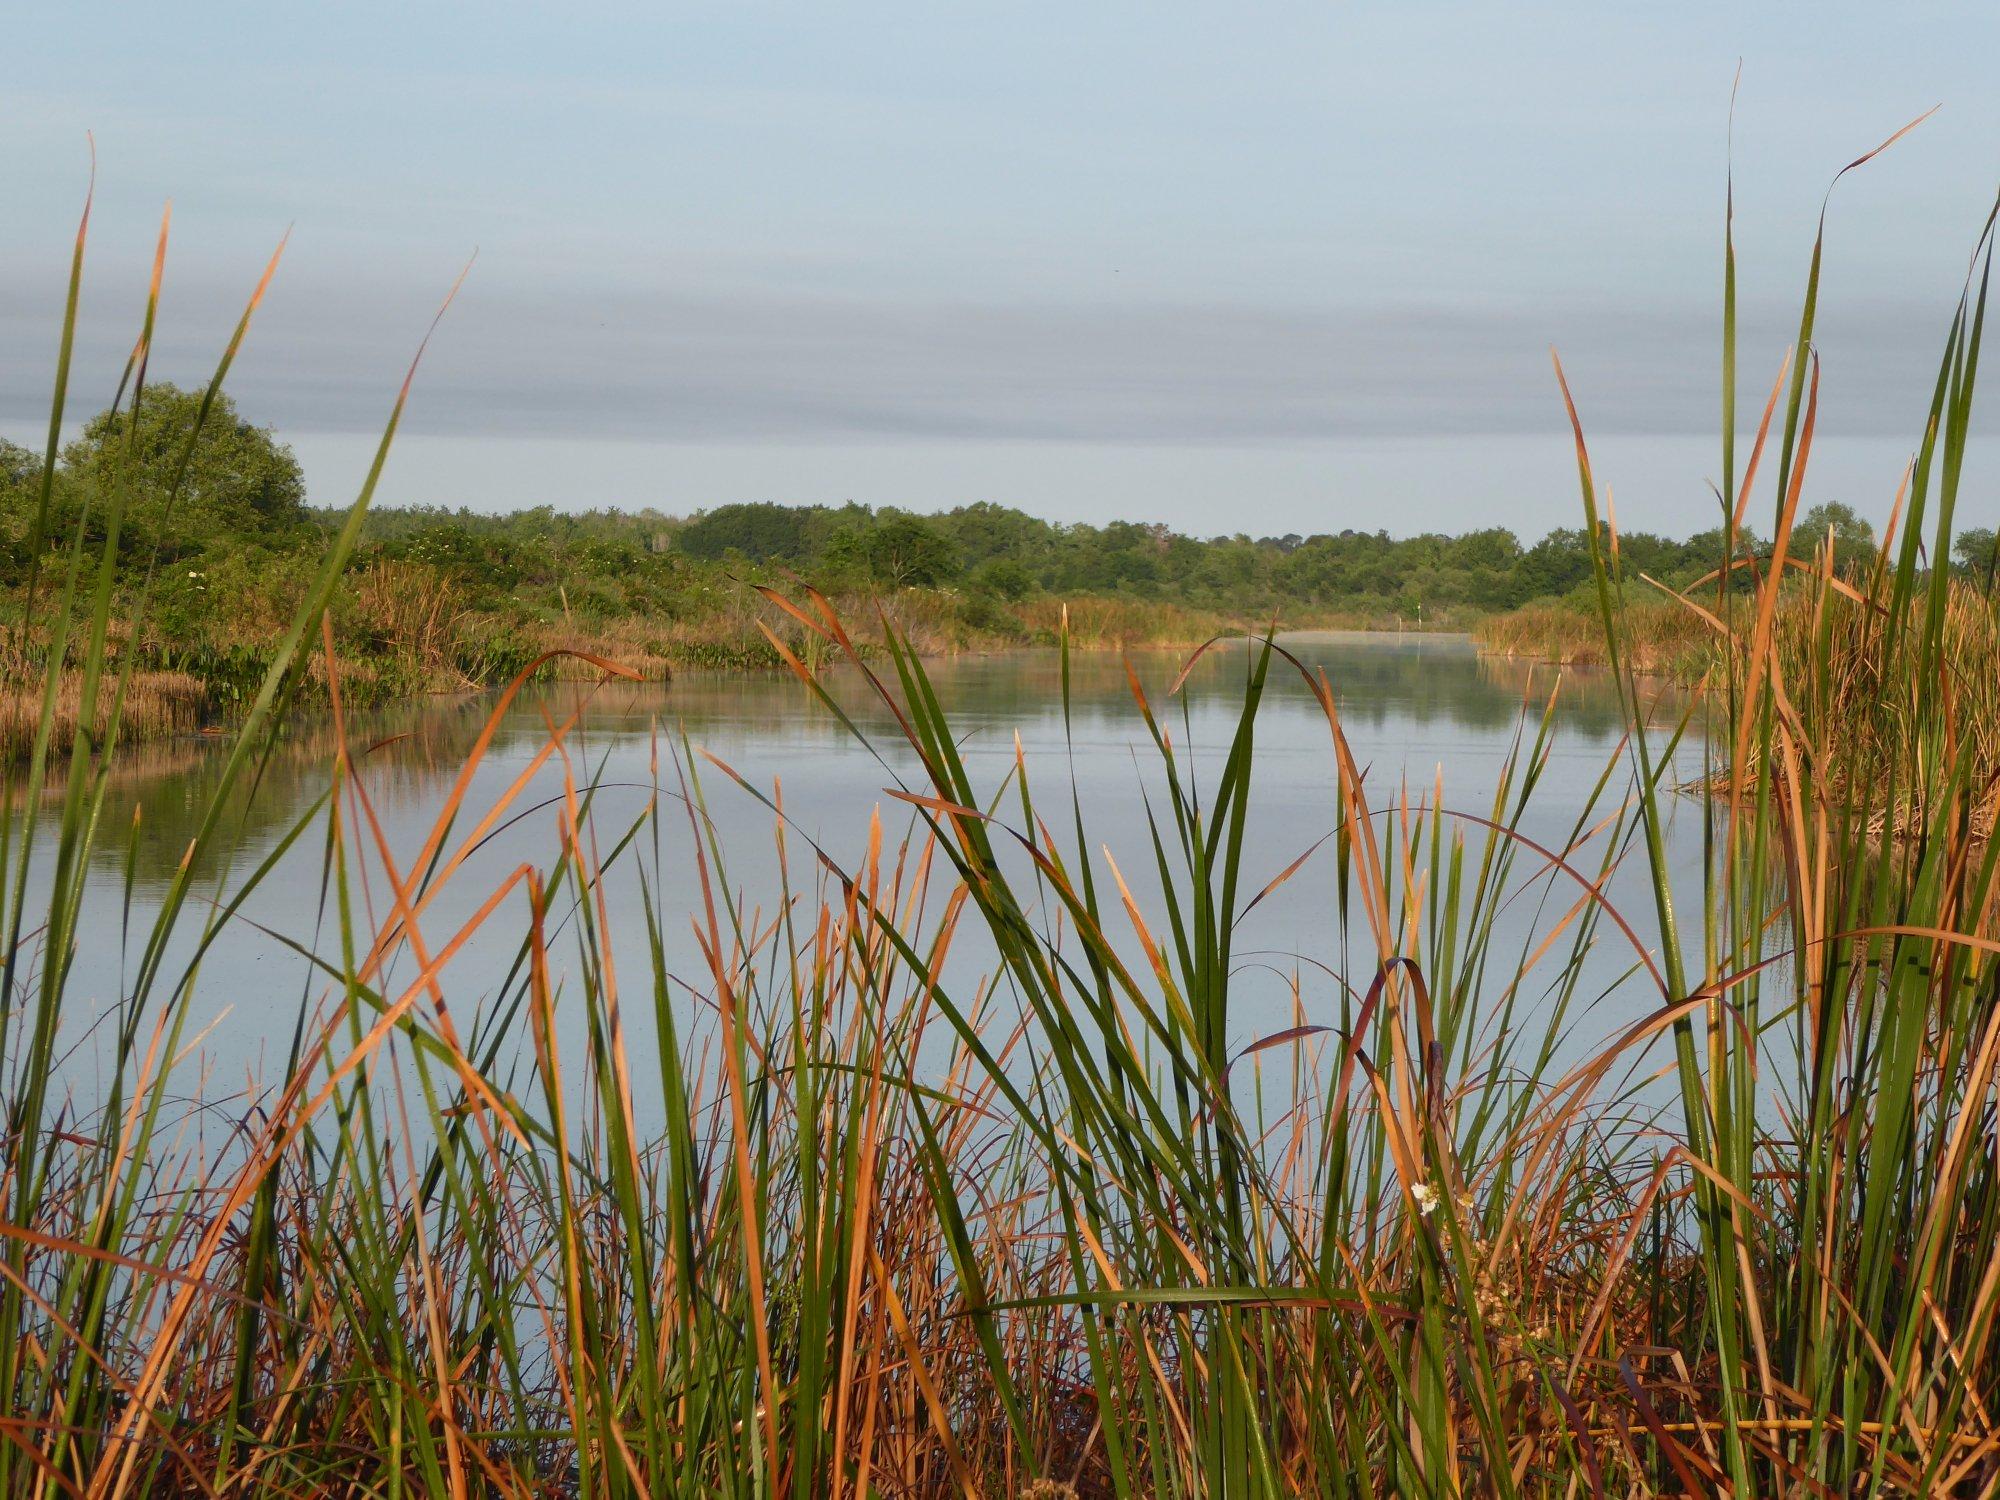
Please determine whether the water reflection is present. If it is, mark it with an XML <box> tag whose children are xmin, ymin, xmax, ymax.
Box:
<box><xmin>22</xmin><ymin>634</ymin><xmax>1679</xmax><ymax>892</ymax></box>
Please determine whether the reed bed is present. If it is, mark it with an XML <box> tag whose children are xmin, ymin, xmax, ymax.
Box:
<box><xmin>0</xmin><ymin>665</ymin><xmax>206</xmax><ymax>760</ymax></box>
<box><xmin>1760</xmin><ymin>568</ymin><xmax>2000</xmax><ymax>831</ymax></box>
<box><xmin>1482</xmin><ymin>540</ymin><xmax>2000</xmax><ymax>836</ymax></box>
<box><xmin>4</xmin><ymin>132</ymin><xmax>2000</xmax><ymax>1498</ymax></box>
<box><xmin>1473</xmin><ymin>597</ymin><xmax>1716</xmax><ymax>675</ymax></box>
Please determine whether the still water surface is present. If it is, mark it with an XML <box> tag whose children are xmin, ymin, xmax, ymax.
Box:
<box><xmin>45</xmin><ymin>632</ymin><xmax>1703</xmax><ymax>1119</ymax></box>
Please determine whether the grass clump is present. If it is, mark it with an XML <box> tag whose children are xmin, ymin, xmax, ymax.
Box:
<box><xmin>3</xmin><ymin>123</ymin><xmax>2000</xmax><ymax>1497</ymax></box>
<box><xmin>1474</xmin><ymin>594</ymin><xmax>1719</xmax><ymax>674</ymax></box>
<box><xmin>1490</xmin><ymin>541</ymin><xmax>2000</xmax><ymax>833</ymax></box>
<box><xmin>0</xmin><ymin>662</ymin><xmax>205</xmax><ymax>756</ymax></box>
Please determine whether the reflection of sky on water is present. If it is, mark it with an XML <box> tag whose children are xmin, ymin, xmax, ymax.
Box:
<box><xmin>26</xmin><ymin>634</ymin><xmax>1705</xmax><ymax>1128</ymax></box>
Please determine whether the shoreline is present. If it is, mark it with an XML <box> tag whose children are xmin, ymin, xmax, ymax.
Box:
<box><xmin>1</xmin><ymin>612</ymin><xmax>1479</xmax><ymax>764</ymax></box>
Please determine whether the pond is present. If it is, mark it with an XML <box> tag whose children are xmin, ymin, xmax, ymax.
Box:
<box><xmin>31</xmin><ymin>631</ymin><xmax>1705</xmax><ymax>1122</ymax></box>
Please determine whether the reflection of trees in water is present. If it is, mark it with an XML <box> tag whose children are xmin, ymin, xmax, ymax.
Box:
<box><xmin>65</xmin><ymin>641</ymin><xmax>1690</xmax><ymax>888</ymax></box>
<box><xmin>626</xmin><ymin>640</ymin><xmax>1678</xmax><ymax>749</ymax></box>
<box><xmin>69</xmin><ymin>679</ymin><xmax>835</xmax><ymax>888</ymax></box>
<box><xmin>1155</xmin><ymin>636</ymin><xmax>1658</xmax><ymax>740</ymax></box>
<box><xmin>47</xmin><ymin>696</ymin><xmax>504</xmax><ymax>889</ymax></box>
<box><xmin>907</xmin><ymin>638</ymin><xmax>1534</xmax><ymax>736</ymax></box>
<box><xmin>1476</xmin><ymin>655</ymin><xmax>1651</xmax><ymax>738</ymax></box>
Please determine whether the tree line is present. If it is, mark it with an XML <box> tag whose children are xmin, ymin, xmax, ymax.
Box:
<box><xmin>6</xmin><ymin>385</ymin><xmax>1994</xmax><ymax>663</ymax></box>
<box><xmin>361</xmin><ymin>484</ymin><xmax>1967</xmax><ymax>620</ymax></box>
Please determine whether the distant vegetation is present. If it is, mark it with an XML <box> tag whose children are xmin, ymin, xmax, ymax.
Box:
<box><xmin>15</xmin><ymin>382</ymin><xmax>1987</xmax><ymax>756</ymax></box>
<box><xmin>345</xmin><ymin>491</ymin><xmax>1857</xmax><ymax>636</ymax></box>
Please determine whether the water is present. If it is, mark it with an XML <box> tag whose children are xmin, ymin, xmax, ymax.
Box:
<box><xmin>29</xmin><ymin>632</ymin><xmax>1705</xmax><ymax>1123</ymax></box>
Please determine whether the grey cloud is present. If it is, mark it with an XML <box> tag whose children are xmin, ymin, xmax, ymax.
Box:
<box><xmin>0</xmin><ymin>271</ymin><xmax>1973</xmax><ymax>449</ymax></box>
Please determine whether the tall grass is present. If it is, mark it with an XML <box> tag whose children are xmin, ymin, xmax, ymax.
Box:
<box><xmin>0</xmin><ymin>666</ymin><xmax>206</xmax><ymax>758</ymax></box>
<box><xmin>1474</xmin><ymin>596</ymin><xmax>1717</xmax><ymax>675</ymax></box>
<box><xmin>2</xmin><ymin>131</ymin><xmax>1999</xmax><ymax>1497</ymax></box>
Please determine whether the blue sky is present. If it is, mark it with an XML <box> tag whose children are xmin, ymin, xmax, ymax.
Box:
<box><xmin>5</xmin><ymin>2</ymin><xmax>1999</xmax><ymax>536</ymax></box>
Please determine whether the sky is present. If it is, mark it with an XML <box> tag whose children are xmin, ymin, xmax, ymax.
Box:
<box><xmin>4</xmin><ymin>2</ymin><xmax>2000</xmax><ymax>539</ymax></box>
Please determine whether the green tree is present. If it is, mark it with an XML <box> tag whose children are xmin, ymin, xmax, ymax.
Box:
<box><xmin>972</xmin><ymin>557</ymin><xmax>1034</xmax><ymax>600</ymax></box>
<box><xmin>1513</xmin><ymin>528</ymin><xmax>1593</xmax><ymax>600</ymax></box>
<box><xmin>1953</xmin><ymin>526</ymin><xmax>1998</xmax><ymax>585</ymax></box>
<box><xmin>1797</xmin><ymin>501</ymin><xmax>1876</xmax><ymax>572</ymax></box>
<box><xmin>0</xmin><ymin>438</ymin><xmax>35</xmax><ymax>491</ymax></box>
<box><xmin>676</xmin><ymin>501</ymin><xmax>819</xmax><ymax>563</ymax></box>
<box><xmin>834</xmin><ymin>513</ymin><xmax>959</xmax><ymax>589</ymax></box>
<box><xmin>941</xmin><ymin>502</ymin><xmax>1057</xmax><ymax>572</ymax></box>
<box><xmin>60</xmin><ymin>384</ymin><xmax>307</xmax><ymax>558</ymax></box>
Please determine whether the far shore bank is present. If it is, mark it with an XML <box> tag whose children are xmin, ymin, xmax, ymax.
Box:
<box><xmin>3</xmin><ymin>599</ymin><xmax>1482</xmax><ymax>763</ymax></box>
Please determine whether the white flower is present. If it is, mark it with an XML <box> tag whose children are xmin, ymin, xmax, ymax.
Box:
<box><xmin>1410</xmin><ymin>1183</ymin><xmax>1440</xmax><ymax>1216</ymax></box>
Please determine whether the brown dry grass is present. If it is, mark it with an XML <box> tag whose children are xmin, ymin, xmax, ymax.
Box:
<box><xmin>1475</xmin><ymin>595</ymin><xmax>1718</xmax><ymax>675</ymax></box>
<box><xmin>0</xmin><ymin>667</ymin><xmax>207</xmax><ymax>760</ymax></box>
<box><xmin>349</xmin><ymin>558</ymin><xmax>474</xmax><ymax>683</ymax></box>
